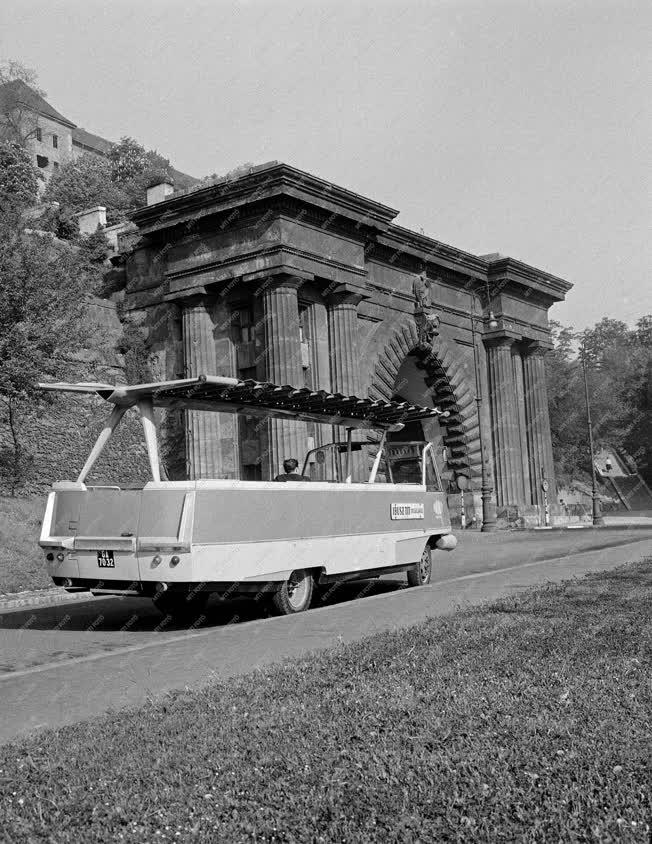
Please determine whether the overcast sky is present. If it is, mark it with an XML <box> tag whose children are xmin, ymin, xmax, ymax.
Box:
<box><xmin>2</xmin><ymin>0</ymin><xmax>650</xmax><ymax>330</ymax></box>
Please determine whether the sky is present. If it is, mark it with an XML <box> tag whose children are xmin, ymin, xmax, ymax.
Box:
<box><xmin>1</xmin><ymin>0</ymin><xmax>650</xmax><ymax>330</ymax></box>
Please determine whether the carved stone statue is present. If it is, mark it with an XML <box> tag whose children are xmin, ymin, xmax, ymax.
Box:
<box><xmin>413</xmin><ymin>270</ymin><xmax>440</xmax><ymax>346</ymax></box>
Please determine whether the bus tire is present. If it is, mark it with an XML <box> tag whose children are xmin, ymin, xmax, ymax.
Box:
<box><xmin>271</xmin><ymin>569</ymin><xmax>314</xmax><ymax>615</ymax></box>
<box><xmin>407</xmin><ymin>545</ymin><xmax>432</xmax><ymax>587</ymax></box>
<box><xmin>152</xmin><ymin>591</ymin><xmax>208</xmax><ymax>621</ymax></box>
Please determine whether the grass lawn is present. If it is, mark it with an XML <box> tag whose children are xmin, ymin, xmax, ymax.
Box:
<box><xmin>0</xmin><ymin>496</ymin><xmax>51</xmax><ymax>594</ymax></box>
<box><xmin>1</xmin><ymin>560</ymin><xmax>650</xmax><ymax>843</ymax></box>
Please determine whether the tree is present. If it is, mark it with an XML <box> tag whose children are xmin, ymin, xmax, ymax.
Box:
<box><xmin>0</xmin><ymin>140</ymin><xmax>40</xmax><ymax>212</ymax></box>
<box><xmin>191</xmin><ymin>162</ymin><xmax>255</xmax><ymax>194</ymax></box>
<box><xmin>546</xmin><ymin>316</ymin><xmax>652</xmax><ymax>488</ymax></box>
<box><xmin>45</xmin><ymin>139</ymin><xmax>178</xmax><ymax>222</ymax></box>
<box><xmin>43</xmin><ymin>154</ymin><xmax>131</xmax><ymax>223</ymax></box>
<box><xmin>0</xmin><ymin>144</ymin><xmax>105</xmax><ymax>493</ymax></box>
<box><xmin>0</xmin><ymin>60</ymin><xmax>45</xmax><ymax>146</ymax></box>
<box><xmin>108</xmin><ymin>137</ymin><xmax>173</xmax><ymax>208</ymax></box>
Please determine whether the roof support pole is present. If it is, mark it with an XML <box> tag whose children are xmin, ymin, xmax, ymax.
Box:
<box><xmin>77</xmin><ymin>405</ymin><xmax>127</xmax><ymax>484</ymax></box>
<box><xmin>345</xmin><ymin>427</ymin><xmax>353</xmax><ymax>483</ymax></box>
<box><xmin>138</xmin><ymin>398</ymin><xmax>161</xmax><ymax>483</ymax></box>
<box><xmin>368</xmin><ymin>430</ymin><xmax>388</xmax><ymax>484</ymax></box>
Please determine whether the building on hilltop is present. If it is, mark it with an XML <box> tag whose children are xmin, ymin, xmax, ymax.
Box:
<box><xmin>0</xmin><ymin>79</ymin><xmax>195</xmax><ymax>187</ymax></box>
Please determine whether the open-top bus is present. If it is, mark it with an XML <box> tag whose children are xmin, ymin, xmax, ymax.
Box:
<box><xmin>38</xmin><ymin>375</ymin><xmax>457</xmax><ymax>617</ymax></box>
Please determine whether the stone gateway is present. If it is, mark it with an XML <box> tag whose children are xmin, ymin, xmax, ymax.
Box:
<box><xmin>122</xmin><ymin>162</ymin><xmax>571</xmax><ymax>522</ymax></box>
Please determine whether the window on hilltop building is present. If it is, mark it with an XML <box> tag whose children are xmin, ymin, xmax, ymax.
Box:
<box><xmin>36</xmin><ymin>155</ymin><xmax>49</xmax><ymax>168</ymax></box>
<box><xmin>36</xmin><ymin>127</ymin><xmax>42</xmax><ymax>142</ymax></box>
<box><xmin>52</xmin><ymin>134</ymin><xmax>58</xmax><ymax>149</ymax></box>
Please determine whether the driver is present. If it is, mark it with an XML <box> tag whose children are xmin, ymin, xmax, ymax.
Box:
<box><xmin>273</xmin><ymin>458</ymin><xmax>311</xmax><ymax>482</ymax></box>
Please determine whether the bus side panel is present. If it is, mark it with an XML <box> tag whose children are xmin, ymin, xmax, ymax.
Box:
<box><xmin>192</xmin><ymin>487</ymin><xmax>450</xmax><ymax>545</ymax></box>
<box><xmin>138</xmin><ymin>490</ymin><xmax>187</xmax><ymax>541</ymax></box>
<box><xmin>78</xmin><ymin>489</ymin><xmax>141</xmax><ymax>537</ymax></box>
<box><xmin>190</xmin><ymin>531</ymin><xmax>426</xmax><ymax>583</ymax></box>
<box><xmin>51</xmin><ymin>491</ymin><xmax>85</xmax><ymax>537</ymax></box>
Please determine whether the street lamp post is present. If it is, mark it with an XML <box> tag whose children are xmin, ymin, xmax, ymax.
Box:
<box><xmin>470</xmin><ymin>290</ymin><xmax>497</xmax><ymax>532</ymax></box>
<box><xmin>580</xmin><ymin>347</ymin><xmax>605</xmax><ymax>527</ymax></box>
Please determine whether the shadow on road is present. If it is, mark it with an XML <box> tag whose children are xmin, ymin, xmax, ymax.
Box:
<box><xmin>0</xmin><ymin>578</ymin><xmax>407</xmax><ymax>634</ymax></box>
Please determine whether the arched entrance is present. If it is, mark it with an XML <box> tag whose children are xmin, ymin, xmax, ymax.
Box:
<box><xmin>367</xmin><ymin>320</ymin><xmax>481</xmax><ymax>491</ymax></box>
<box><xmin>390</xmin><ymin>355</ymin><xmax>452</xmax><ymax>488</ymax></box>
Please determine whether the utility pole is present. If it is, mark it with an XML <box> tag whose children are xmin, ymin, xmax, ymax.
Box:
<box><xmin>581</xmin><ymin>348</ymin><xmax>605</xmax><ymax>527</ymax></box>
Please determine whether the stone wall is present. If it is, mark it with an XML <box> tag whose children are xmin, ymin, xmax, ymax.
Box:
<box><xmin>0</xmin><ymin>292</ymin><xmax>151</xmax><ymax>495</ymax></box>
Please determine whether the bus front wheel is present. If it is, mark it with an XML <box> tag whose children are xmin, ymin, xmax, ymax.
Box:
<box><xmin>271</xmin><ymin>569</ymin><xmax>314</xmax><ymax>615</ymax></box>
<box><xmin>407</xmin><ymin>545</ymin><xmax>432</xmax><ymax>587</ymax></box>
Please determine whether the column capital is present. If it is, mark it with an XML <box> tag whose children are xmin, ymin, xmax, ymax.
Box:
<box><xmin>325</xmin><ymin>283</ymin><xmax>369</xmax><ymax>308</ymax></box>
<box><xmin>483</xmin><ymin>330</ymin><xmax>519</xmax><ymax>349</ymax></box>
<box><xmin>259</xmin><ymin>274</ymin><xmax>306</xmax><ymax>296</ymax></box>
<box><xmin>175</xmin><ymin>289</ymin><xmax>209</xmax><ymax>307</ymax></box>
<box><xmin>523</xmin><ymin>340</ymin><xmax>553</xmax><ymax>357</ymax></box>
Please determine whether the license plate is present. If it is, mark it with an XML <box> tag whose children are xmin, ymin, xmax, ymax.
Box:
<box><xmin>97</xmin><ymin>550</ymin><xmax>115</xmax><ymax>568</ymax></box>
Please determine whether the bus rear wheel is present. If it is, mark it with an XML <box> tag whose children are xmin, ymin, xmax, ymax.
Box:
<box><xmin>270</xmin><ymin>569</ymin><xmax>314</xmax><ymax>615</ymax></box>
<box><xmin>407</xmin><ymin>545</ymin><xmax>432</xmax><ymax>587</ymax></box>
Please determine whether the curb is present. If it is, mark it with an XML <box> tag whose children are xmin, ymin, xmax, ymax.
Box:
<box><xmin>528</xmin><ymin>523</ymin><xmax>652</xmax><ymax>532</ymax></box>
<box><xmin>0</xmin><ymin>588</ymin><xmax>102</xmax><ymax>613</ymax></box>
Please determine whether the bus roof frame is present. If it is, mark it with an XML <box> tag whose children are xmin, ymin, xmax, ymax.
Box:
<box><xmin>39</xmin><ymin>374</ymin><xmax>449</xmax><ymax>432</ymax></box>
<box><xmin>39</xmin><ymin>375</ymin><xmax>450</xmax><ymax>484</ymax></box>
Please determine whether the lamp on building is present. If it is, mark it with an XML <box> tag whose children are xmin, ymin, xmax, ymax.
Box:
<box><xmin>485</xmin><ymin>279</ymin><xmax>499</xmax><ymax>330</ymax></box>
<box><xmin>470</xmin><ymin>286</ymin><xmax>497</xmax><ymax>532</ymax></box>
<box><xmin>580</xmin><ymin>345</ymin><xmax>605</xmax><ymax>527</ymax></box>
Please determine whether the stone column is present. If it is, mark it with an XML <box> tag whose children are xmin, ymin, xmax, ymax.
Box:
<box><xmin>327</xmin><ymin>290</ymin><xmax>363</xmax><ymax>396</ymax></box>
<box><xmin>512</xmin><ymin>345</ymin><xmax>531</xmax><ymax>504</ymax></box>
<box><xmin>262</xmin><ymin>277</ymin><xmax>308</xmax><ymax>478</ymax></box>
<box><xmin>304</xmin><ymin>300</ymin><xmax>331</xmax><ymax>448</ymax></box>
<box><xmin>485</xmin><ymin>335</ymin><xmax>525</xmax><ymax>507</ymax></box>
<box><xmin>182</xmin><ymin>297</ymin><xmax>223</xmax><ymax>479</ymax></box>
<box><xmin>327</xmin><ymin>289</ymin><xmax>365</xmax><ymax>479</ymax></box>
<box><xmin>523</xmin><ymin>343</ymin><xmax>556</xmax><ymax>504</ymax></box>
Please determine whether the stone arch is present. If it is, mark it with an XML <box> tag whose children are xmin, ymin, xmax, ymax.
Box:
<box><xmin>367</xmin><ymin>319</ymin><xmax>481</xmax><ymax>480</ymax></box>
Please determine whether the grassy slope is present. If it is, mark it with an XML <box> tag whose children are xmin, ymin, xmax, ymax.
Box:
<box><xmin>0</xmin><ymin>496</ymin><xmax>50</xmax><ymax>594</ymax></box>
<box><xmin>1</xmin><ymin>561</ymin><xmax>651</xmax><ymax>843</ymax></box>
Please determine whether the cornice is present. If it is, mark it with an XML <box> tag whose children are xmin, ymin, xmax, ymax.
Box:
<box><xmin>379</xmin><ymin>225</ymin><xmax>488</xmax><ymax>277</ymax></box>
<box><xmin>131</xmin><ymin>162</ymin><xmax>399</xmax><ymax>235</ymax></box>
<box><xmin>485</xmin><ymin>255</ymin><xmax>572</xmax><ymax>302</ymax></box>
<box><xmin>127</xmin><ymin>161</ymin><xmax>572</xmax><ymax>309</ymax></box>
<box><xmin>165</xmin><ymin>243</ymin><xmax>368</xmax><ymax>283</ymax></box>
<box><xmin>361</xmin><ymin>281</ymin><xmax>553</xmax><ymax>342</ymax></box>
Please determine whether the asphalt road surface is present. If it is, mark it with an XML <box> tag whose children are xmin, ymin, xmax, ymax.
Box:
<box><xmin>0</xmin><ymin>527</ymin><xmax>650</xmax><ymax>745</ymax></box>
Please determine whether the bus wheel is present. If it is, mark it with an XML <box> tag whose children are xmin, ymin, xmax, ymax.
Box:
<box><xmin>407</xmin><ymin>545</ymin><xmax>432</xmax><ymax>587</ymax></box>
<box><xmin>271</xmin><ymin>569</ymin><xmax>314</xmax><ymax>615</ymax></box>
<box><xmin>152</xmin><ymin>591</ymin><xmax>208</xmax><ymax>621</ymax></box>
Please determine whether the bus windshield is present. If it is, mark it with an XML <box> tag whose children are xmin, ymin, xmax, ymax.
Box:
<box><xmin>301</xmin><ymin>441</ymin><xmax>442</xmax><ymax>490</ymax></box>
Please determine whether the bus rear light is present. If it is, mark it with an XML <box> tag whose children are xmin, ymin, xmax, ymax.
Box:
<box><xmin>152</xmin><ymin>555</ymin><xmax>162</xmax><ymax>566</ymax></box>
<box><xmin>170</xmin><ymin>555</ymin><xmax>180</xmax><ymax>566</ymax></box>
<box><xmin>56</xmin><ymin>552</ymin><xmax>65</xmax><ymax>562</ymax></box>
<box><xmin>46</xmin><ymin>553</ymin><xmax>54</xmax><ymax>562</ymax></box>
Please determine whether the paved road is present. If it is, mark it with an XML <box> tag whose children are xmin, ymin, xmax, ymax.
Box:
<box><xmin>0</xmin><ymin>528</ymin><xmax>650</xmax><ymax>745</ymax></box>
